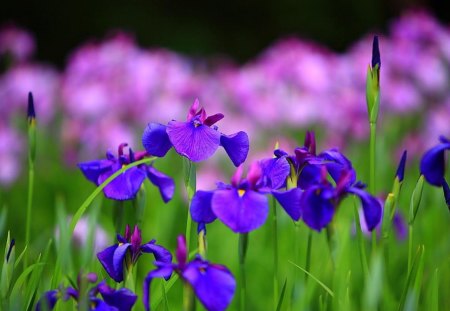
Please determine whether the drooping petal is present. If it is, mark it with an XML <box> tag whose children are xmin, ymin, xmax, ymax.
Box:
<box><xmin>97</xmin><ymin>245</ymin><xmax>122</xmax><ymax>282</ymax></box>
<box><xmin>98</xmin><ymin>166</ymin><xmax>146</xmax><ymax>201</ymax></box>
<box><xmin>167</xmin><ymin>121</ymin><xmax>221</xmax><ymax>162</ymax></box>
<box><xmin>97</xmin><ymin>281</ymin><xmax>137</xmax><ymax>311</ymax></box>
<box><xmin>420</xmin><ymin>142</ymin><xmax>450</xmax><ymax>186</ymax></box>
<box><xmin>319</xmin><ymin>149</ymin><xmax>356</xmax><ymax>186</ymax></box>
<box><xmin>78</xmin><ymin>159</ymin><xmax>113</xmax><ymax>185</ymax></box>
<box><xmin>36</xmin><ymin>290</ymin><xmax>59</xmax><ymax>311</ymax></box>
<box><xmin>182</xmin><ymin>260</ymin><xmax>236</xmax><ymax>311</ymax></box>
<box><xmin>348</xmin><ymin>187</ymin><xmax>382</xmax><ymax>231</ymax></box>
<box><xmin>219</xmin><ymin>131</ymin><xmax>249</xmax><ymax>167</ymax></box>
<box><xmin>92</xmin><ymin>299</ymin><xmax>117</xmax><ymax>311</ymax></box>
<box><xmin>300</xmin><ymin>186</ymin><xmax>335</xmax><ymax>231</ymax></box>
<box><xmin>142</xmin><ymin>123</ymin><xmax>173</xmax><ymax>157</ymax></box>
<box><xmin>141</xmin><ymin>242</ymin><xmax>173</xmax><ymax>274</ymax></box>
<box><xmin>272</xmin><ymin>188</ymin><xmax>302</xmax><ymax>221</ymax></box>
<box><xmin>211</xmin><ymin>189</ymin><xmax>268</xmax><ymax>233</ymax></box>
<box><xmin>143</xmin><ymin>265</ymin><xmax>174</xmax><ymax>311</ymax></box>
<box><xmin>146</xmin><ymin>166</ymin><xmax>175</xmax><ymax>203</ymax></box>
<box><xmin>191</xmin><ymin>190</ymin><xmax>217</xmax><ymax>223</ymax></box>
<box><xmin>112</xmin><ymin>243</ymin><xmax>132</xmax><ymax>282</ymax></box>
<box><xmin>259</xmin><ymin>157</ymin><xmax>290</xmax><ymax>190</ymax></box>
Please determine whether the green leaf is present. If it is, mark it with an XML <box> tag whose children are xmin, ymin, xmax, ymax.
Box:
<box><xmin>275</xmin><ymin>278</ymin><xmax>287</xmax><ymax>311</ymax></box>
<box><xmin>409</xmin><ymin>176</ymin><xmax>424</xmax><ymax>224</ymax></box>
<box><xmin>288</xmin><ymin>260</ymin><xmax>334</xmax><ymax>297</ymax></box>
<box><xmin>398</xmin><ymin>245</ymin><xmax>425</xmax><ymax>311</ymax></box>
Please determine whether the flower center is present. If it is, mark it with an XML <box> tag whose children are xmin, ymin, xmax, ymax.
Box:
<box><xmin>238</xmin><ymin>189</ymin><xmax>246</xmax><ymax>197</ymax></box>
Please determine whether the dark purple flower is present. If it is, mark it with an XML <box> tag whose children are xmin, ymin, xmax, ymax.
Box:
<box><xmin>143</xmin><ymin>236</ymin><xmax>236</xmax><ymax>311</ymax></box>
<box><xmin>371</xmin><ymin>35</ymin><xmax>381</xmax><ymax>69</ymax></box>
<box><xmin>420</xmin><ymin>136</ymin><xmax>450</xmax><ymax>186</ymax></box>
<box><xmin>443</xmin><ymin>179</ymin><xmax>450</xmax><ymax>210</ymax></box>
<box><xmin>396</xmin><ymin>150</ymin><xmax>407</xmax><ymax>182</ymax></box>
<box><xmin>142</xmin><ymin>99</ymin><xmax>249</xmax><ymax>166</ymax></box>
<box><xmin>36</xmin><ymin>273</ymin><xmax>137</xmax><ymax>311</ymax></box>
<box><xmin>191</xmin><ymin>163</ymin><xmax>301</xmax><ymax>233</ymax></box>
<box><xmin>78</xmin><ymin>143</ymin><xmax>175</xmax><ymax>201</ymax></box>
<box><xmin>97</xmin><ymin>225</ymin><xmax>172</xmax><ymax>283</ymax></box>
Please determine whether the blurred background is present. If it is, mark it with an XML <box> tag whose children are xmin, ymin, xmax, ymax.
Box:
<box><xmin>1</xmin><ymin>1</ymin><xmax>449</xmax><ymax>309</ymax></box>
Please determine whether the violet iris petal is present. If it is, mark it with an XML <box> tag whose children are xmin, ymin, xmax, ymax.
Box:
<box><xmin>259</xmin><ymin>157</ymin><xmax>290</xmax><ymax>190</ymax></box>
<box><xmin>396</xmin><ymin>150</ymin><xmax>407</xmax><ymax>182</ymax></box>
<box><xmin>92</xmin><ymin>299</ymin><xmax>117</xmax><ymax>311</ymax></box>
<box><xmin>78</xmin><ymin>159</ymin><xmax>113</xmax><ymax>184</ymax></box>
<box><xmin>97</xmin><ymin>245</ymin><xmax>123</xmax><ymax>283</ymax></box>
<box><xmin>420</xmin><ymin>142</ymin><xmax>450</xmax><ymax>186</ymax></box>
<box><xmin>146</xmin><ymin>166</ymin><xmax>175</xmax><ymax>203</ymax></box>
<box><xmin>97</xmin><ymin>282</ymin><xmax>137</xmax><ymax>311</ymax></box>
<box><xmin>298</xmin><ymin>165</ymin><xmax>321</xmax><ymax>189</ymax></box>
<box><xmin>140</xmin><ymin>242</ymin><xmax>173</xmax><ymax>273</ymax></box>
<box><xmin>141</xmin><ymin>123</ymin><xmax>173</xmax><ymax>157</ymax></box>
<box><xmin>97</xmin><ymin>164</ymin><xmax>147</xmax><ymax>201</ymax></box>
<box><xmin>219</xmin><ymin>132</ymin><xmax>250</xmax><ymax>167</ymax></box>
<box><xmin>112</xmin><ymin>243</ymin><xmax>132</xmax><ymax>282</ymax></box>
<box><xmin>348</xmin><ymin>187</ymin><xmax>382</xmax><ymax>231</ymax></box>
<box><xmin>143</xmin><ymin>265</ymin><xmax>175</xmax><ymax>311</ymax></box>
<box><xmin>211</xmin><ymin>189</ymin><xmax>269</xmax><ymax>233</ymax></box>
<box><xmin>35</xmin><ymin>290</ymin><xmax>58</xmax><ymax>311</ymax></box>
<box><xmin>191</xmin><ymin>190</ymin><xmax>217</xmax><ymax>223</ymax></box>
<box><xmin>319</xmin><ymin>149</ymin><xmax>356</xmax><ymax>186</ymax></box>
<box><xmin>182</xmin><ymin>260</ymin><xmax>236</xmax><ymax>311</ymax></box>
<box><xmin>167</xmin><ymin>121</ymin><xmax>221</xmax><ymax>162</ymax></box>
<box><xmin>272</xmin><ymin>188</ymin><xmax>302</xmax><ymax>221</ymax></box>
<box><xmin>300</xmin><ymin>186</ymin><xmax>335</xmax><ymax>231</ymax></box>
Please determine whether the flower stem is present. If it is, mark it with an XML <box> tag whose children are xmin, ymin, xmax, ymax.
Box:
<box><xmin>304</xmin><ymin>230</ymin><xmax>312</xmax><ymax>283</ymax></box>
<box><xmin>369</xmin><ymin>121</ymin><xmax>377</xmax><ymax>253</ymax></box>
<box><xmin>407</xmin><ymin>224</ymin><xmax>413</xmax><ymax>274</ymax></box>
<box><xmin>183</xmin><ymin>159</ymin><xmax>196</xmax><ymax>254</ymax></box>
<box><xmin>272</xmin><ymin>198</ymin><xmax>279</xmax><ymax>310</ymax></box>
<box><xmin>24</xmin><ymin>163</ymin><xmax>34</xmax><ymax>269</ymax></box>
<box><xmin>353</xmin><ymin>200</ymin><xmax>369</xmax><ymax>277</ymax></box>
<box><xmin>239</xmin><ymin>233</ymin><xmax>248</xmax><ymax>311</ymax></box>
<box><xmin>183</xmin><ymin>283</ymin><xmax>195</xmax><ymax>311</ymax></box>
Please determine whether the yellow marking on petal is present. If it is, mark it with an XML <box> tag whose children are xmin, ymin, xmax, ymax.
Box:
<box><xmin>119</xmin><ymin>242</ymin><xmax>124</xmax><ymax>246</ymax></box>
<box><xmin>238</xmin><ymin>189</ymin><xmax>246</xmax><ymax>197</ymax></box>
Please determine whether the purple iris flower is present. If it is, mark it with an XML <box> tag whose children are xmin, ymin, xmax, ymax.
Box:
<box><xmin>97</xmin><ymin>225</ymin><xmax>172</xmax><ymax>283</ymax></box>
<box><xmin>143</xmin><ymin>235</ymin><xmax>236</xmax><ymax>311</ymax></box>
<box><xmin>78</xmin><ymin>143</ymin><xmax>175</xmax><ymax>202</ymax></box>
<box><xmin>142</xmin><ymin>98</ymin><xmax>249</xmax><ymax>166</ymax></box>
<box><xmin>36</xmin><ymin>273</ymin><xmax>137</xmax><ymax>311</ymax></box>
<box><xmin>191</xmin><ymin>162</ymin><xmax>301</xmax><ymax>233</ymax></box>
<box><xmin>420</xmin><ymin>136</ymin><xmax>450</xmax><ymax>186</ymax></box>
<box><xmin>300</xmin><ymin>168</ymin><xmax>382</xmax><ymax>232</ymax></box>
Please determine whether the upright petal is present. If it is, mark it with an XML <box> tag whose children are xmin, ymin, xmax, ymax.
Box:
<box><xmin>348</xmin><ymin>187</ymin><xmax>382</xmax><ymax>231</ymax></box>
<box><xmin>112</xmin><ymin>243</ymin><xmax>132</xmax><ymax>282</ymax></box>
<box><xmin>420</xmin><ymin>143</ymin><xmax>450</xmax><ymax>186</ymax></box>
<box><xmin>272</xmin><ymin>188</ymin><xmax>302</xmax><ymax>221</ymax></box>
<box><xmin>36</xmin><ymin>290</ymin><xmax>58</xmax><ymax>311</ymax></box>
<box><xmin>212</xmin><ymin>189</ymin><xmax>268</xmax><ymax>233</ymax></box>
<box><xmin>191</xmin><ymin>190</ymin><xmax>217</xmax><ymax>223</ymax></box>
<box><xmin>143</xmin><ymin>266</ymin><xmax>174</xmax><ymax>311</ymax></box>
<box><xmin>142</xmin><ymin>123</ymin><xmax>173</xmax><ymax>157</ymax></box>
<box><xmin>167</xmin><ymin>121</ymin><xmax>221</xmax><ymax>162</ymax></box>
<box><xmin>259</xmin><ymin>157</ymin><xmax>290</xmax><ymax>190</ymax></box>
<box><xmin>146</xmin><ymin>166</ymin><xmax>175</xmax><ymax>203</ymax></box>
<box><xmin>97</xmin><ymin>282</ymin><xmax>137</xmax><ymax>311</ymax></box>
<box><xmin>220</xmin><ymin>132</ymin><xmax>249</xmax><ymax>167</ymax></box>
<box><xmin>300</xmin><ymin>187</ymin><xmax>335</xmax><ymax>231</ymax></box>
<box><xmin>204</xmin><ymin>113</ymin><xmax>224</xmax><ymax>126</ymax></box>
<box><xmin>78</xmin><ymin>159</ymin><xmax>113</xmax><ymax>185</ymax></box>
<box><xmin>98</xmin><ymin>166</ymin><xmax>146</xmax><ymax>201</ymax></box>
<box><xmin>182</xmin><ymin>260</ymin><xmax>236</xmax><ymax>311</ymax></box>
<box><xmin>97</xmin><ymin>244</ymin><xmax>122</xmax><ymax>282</ymax></box>
<box><xmin>319</xmin><ymin>149</ymin><xmax>356</xmax><ymax>186</ymax></box>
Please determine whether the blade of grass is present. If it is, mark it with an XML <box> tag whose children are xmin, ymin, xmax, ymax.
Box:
<box><xmin>398</xmin><ymin>245</ymin><xmax>424</xmax><ymax>311</ymax></box>
<box><xmin>275</xmin><ymin>278</ymin><xmax>287</xmax><ymax>311</ymax></box>
<box><xmin>288</xmin><ymin>260</ymin><xmax>334</xmax><ymax>297</ymax></box>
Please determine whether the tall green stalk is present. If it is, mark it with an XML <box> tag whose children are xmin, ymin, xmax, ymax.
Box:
<box><xmin>183</xmin><ymin>159</ymin><xmax>196</xmax><ymax>254</ymax></box>
<box><xmin>239</xmin><ymin>233</ymin><xmax>248</xmax><ymax>311</ymax></box>
<box><xmin>272</xmin><ymin>197</ymin><xmax>279</xmax><ymax>310</ymax></box>
<box><xmin>25</xmin><ymin>92</ymin><xmax>36</xmax><ymax>269</ymax></box>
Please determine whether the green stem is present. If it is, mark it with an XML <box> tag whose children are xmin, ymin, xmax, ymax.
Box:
<box><xmin>183</xmin><ymin>159</ymin><xmax>196</xmax><ymax>254</ymax></box>
<box><xmin>272</xmin><ymin>198</ymin><xmax>279</xmax><ymax>310</ymax></box>
<box><xmin>353</xmin><ymin>201</ymin><xmax>369</xmax><ymax>277</ymax></box>
<box><xmin>369</xmin><ymin>121</ymin><xmax>377</xmax><ymax>254</ymax></box>
<box><xmin>407</xmin><ymin>225</ymin><xmax>413</xmax><ymax>274</ymax></box>
<box><xmin>69</xmin><ymin>157</ymin><xmax>156</xmax><ymax>235</ymax></box>
<box><xmin>183</xmin><ymin>283</ymin><xmax>195</xmax><ymax>311</ymax></box>
<box><xmin>24</xmin><ymin>163</ymin><xmax>34</xmax><ymax>268</ymax></box>
<box><xmin>239</xmin><ymin>233</ymin><xmax>248</xmax><ymax>311</ymax></box>
<box><xmin>325</xmin><ymin>226</ymin><xmax>335</xmax><ymax>270</ymax></box>
<box><xmin>304</xmin><ymin>230</ymin><xmax>313</xmax><ymax>283</ymax></box>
